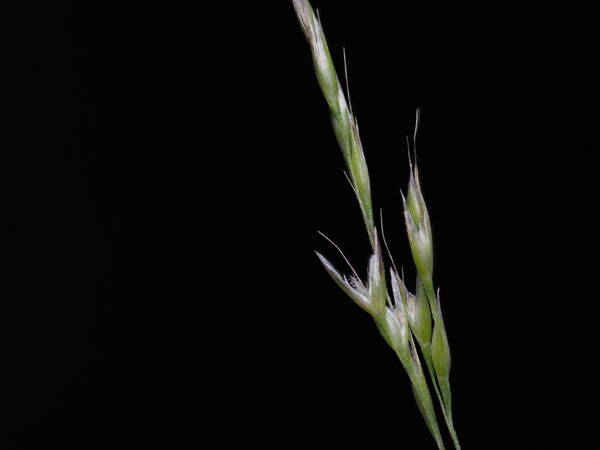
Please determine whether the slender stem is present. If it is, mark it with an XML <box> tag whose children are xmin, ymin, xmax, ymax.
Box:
<box><xmin>438</xmin><ymin>377</ymin><xmax>461</xmax><ymax>450</ymax></box>
<box><xmin>421</xmin><ymin>347</ymin><xmax>462</xmax><ymax>450</ymax></box>
<box><xmin>418</xmin><ymin>280</ymin><xmax>462</xmax><ymax>449</ymax></box>
<box><xmin>406</xmin><ymin>363</ymin><xmax>446</xmax><ymax>450</ymax></box>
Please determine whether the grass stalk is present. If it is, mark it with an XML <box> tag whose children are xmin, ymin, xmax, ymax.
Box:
<box><xmin>292</xmin><ymin>1</ymin><xmax>463</xmax><ymax>448</ymax></box>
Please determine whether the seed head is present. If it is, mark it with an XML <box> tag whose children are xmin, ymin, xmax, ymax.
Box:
<box><xmin>315</xmin><ymin>251</ymin><xmax>371</xmax><ymax>314</ymax></box>
<box><xmin>377</xmin><ymin>306</ymin><xmax>410</xmax><ymax>363</ymax></box>
<box><xmin>390</xmin><ymin>269</ymin><xmax>433</xmax><ymax>347</ymax></box>
<box><xmin>292</xmin><ymin>0</ymin><xmax>374</xmax><ymax>244</ymax></box>
<box><xmin>367</xmin><ymin>229</ymin><xmax>386</xmax><ymax>317</ymax></box>
<box><xmin>315</xmin><ymin>229</ymin><xmax>386</xmax><ymax>317</ymax></box>
<box><xmin>292</xmin><ymin>0</ymin><xmax>343</xmax><ymax>116</ymax></box>
<box><xmin>413</xmin><ymin>277</ymin><xmax>433</xmax><ymax>345</ymax></box>
<box><xmin>402</xmin><ymin>164</ymin><xmax>433</xmax><ymax>280</ymax></box>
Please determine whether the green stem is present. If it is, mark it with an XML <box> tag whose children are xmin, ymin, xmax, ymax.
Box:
<box><xmin>438</xmin><ymin>376</ymin><xmax>461</xmax><ymax>450</ymax></box>
<box><xmin>401</xmin><ymin>353</ymin><xmax>446</xmax><ymax>450</ymax></box>
<box><xmin>418</xmin><ymin>279</ymin><xmax>461</xmax><ymax>449</ymax></box>
<box><xmin>421</xmin><ymin>347</ymin><xmax>462</xmax><ymax>450</ymax></box>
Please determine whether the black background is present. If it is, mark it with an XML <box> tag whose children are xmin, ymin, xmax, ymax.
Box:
<box><xmin>5</xmin><ymin>1</ymin><xmax>591</xmax><ymax>449</ymax></box>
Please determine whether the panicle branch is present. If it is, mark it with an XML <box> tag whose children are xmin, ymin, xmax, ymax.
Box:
<box><xmin>293</xmin><ymin>1</ymin><xmax>461</xmax><ymax>448</ymax></box>
<box><xmin>292</xmin><ymin>0</ymin><xmax>374</xmax><ymax>245</ymax></box>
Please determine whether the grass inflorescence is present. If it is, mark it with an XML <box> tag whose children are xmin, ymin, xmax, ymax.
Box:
<box><xmin>293</xmin><ymin>1</ymin><xmax>462</xmax><ymax>448</ymax></box>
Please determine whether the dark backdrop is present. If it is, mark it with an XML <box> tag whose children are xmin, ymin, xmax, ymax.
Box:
<box><xmin>275</xmin><ymin>2</ymin><xmax>591</xmax><ymax>449</ymax></box>
<box><xmin>5</xmin><ymin>1</ymin><xmax>591</xmax><ymax>449</ymax></box>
